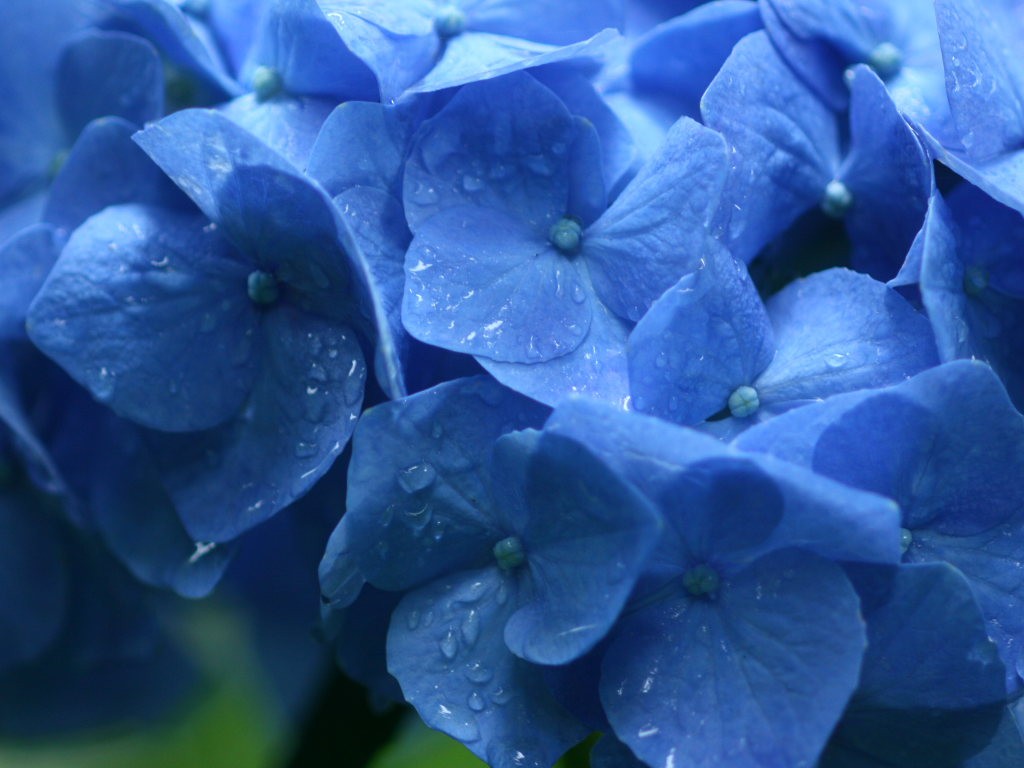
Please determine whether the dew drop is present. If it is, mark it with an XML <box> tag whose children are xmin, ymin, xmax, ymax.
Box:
<box><xmin>440</xmin><ymin>629</ymin><xmax>458</xmax><ymax>660</ymax></box>
<box><xmin>825</xmin><ymin>353</ymin><xmax>847</xmax><ymax>369</ymax></box>
<box><xmin>462</xmin><ymin>174</ymin><xmax>484</xmax><ymax>192</ymax></box>
<box><xmin>491</xmin><ymin>687</ymin><xmax>512</xmax><ymax>705</ymax></box>
<box><xmin>431</xmin><ymin>422</ymin><xmax>444</xmax><ymax>439</ymax></box>
<box><xmin>467</xmin><ymin>692</ymin><xmax>486</xmax><ymax>712</ymax></box>
<box><xmin>461</xmin><ymin>609</ymin><xmax>481</xmax><ymax>646</ymax></box>
<box><xmin>407</xmin><ymin>610</ymin><xmax>421</xmax><ymax>630</ymax></box>
<box><xmin>294</xmin><ymin>441</ymin><xmax>318</xmax><ymax>458</ymax></box>
<box><xmin>570</xmin><ymin>281</ymin><xmax>586</xmax><ymax>304</ymax></box>
<box><xmin>397</xmin><ymin>462</ymin><xmax>437</xmax><ymax>493</ymax></box>
<box><xmin>464</xmin><ymin>662</ymin><xmax>493</xmax><ymax>684</ymax></box>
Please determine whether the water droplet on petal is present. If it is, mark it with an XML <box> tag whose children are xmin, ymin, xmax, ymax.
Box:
<box><xmin>825</xmin><ymin>353</ymin><xmax>847</xmax><ymax>369</ymax></box>
<box><xmin>440</xmin><ymin>629</ymin><xmax>458</xmax><ymax>660</ymax></box>
<box><xmin>407</xmin><ymin>610</ymin><xmax>421</xmax><ymax>630</ymax></box>
<box><xmin>464</xmin><ymin>662</ymin><xmax>493</xmax><ymax>684</ymax></box>
<box><xmin>397</xmin><ymin>462</ymin><xmax>437</xmax><ymax>493</ymax></box>
<box><xmin>467</xmin><ymin>692</ymin><xmax>486</xmax><ymax>712</ymax></box>
<box><xmin>461</xmin><ymin>609</ymin><xmax>481</xmax><ymax>646</ymax></box>
<box><xmin>294</xmin><ymin>441</ymin><xmax>318</xmax><ymax>458</ymax></box>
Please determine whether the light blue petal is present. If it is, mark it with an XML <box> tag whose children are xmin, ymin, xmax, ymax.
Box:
<box><xmin>584</xmin><ymin>116</ymin><xmax>729</xmax><ymax>322</ymax></box>
<box><xmin>26</xmin><ymin>204</ymin><xmax>260</xmax><ymax>432</ymax></box>
<box><xmin>407</xmin><ymin>28</ymin><xmax>620</xmax><ymax>96</ymax></box>
<box><xmin>461</xmin><ymin>0</ymin><xmax>623</xmax><ymax>45</ymax></box>
<box><xmin>934</xmin><ymin>0</ymin><xmax>1024</xmax><ymax>161</ymax></box>
<box><xmin>566</xmin><ymin>116</ymin><xmax>607</xmax><ymax>227</ymax></box>
<box><xmin>218</xmin><ymin>93</ymin><xmax>336</xmax><ymax>169</ymax></box>
<box><xmin>0</xmin><ymin>225</ymin><xmax>64</xmax><ymax>342</ymax></box>
<box><xmin>628</xmin><ymin>252</ymin><xmax>774</xmax><ymax>425</ymax></box>
<box><xmin>388</xmin><ymin>568</ymin><xmax>589</xmax><ymax>768</ymax></box>
<box><xmin>402</xmin><ymin>206</ymin><xmax>591</xmax><ymax>363</ymax></box>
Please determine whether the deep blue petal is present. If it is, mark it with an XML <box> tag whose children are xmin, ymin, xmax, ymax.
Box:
<box><xmin>334</xmin><ymin>186</ymin><xmax>411</xmax><ymax>399</ymax></box>
<box><xmin>584</xmin><ymin>116</ymin><xmax>728</xmax><ymax>323</ymax></box>
<box><xmin>388</xmin><ymin>568</ymin><xmax>589</xmax><ymax>768</ymax></box>
<box><xmin>701</xmin><ymin>30</ymin><xmax>839</xmax><ymax>262</ymax></box>
<box><xmin>403</xmin><ymin>206</ymin><xmax>591</xmax><ymax>363</ymax></box>
<box><xmin>602</xmin><ymin>550</ymin><xmax>864</xmax><ymax>768</ymax></box>
<box><xmin>102</xmin><ymin>0</ymin><xmax>240</xmax><ymax>96</ymax></box>
<box><xmin>824</xmin><ymin>563</ymin><xmax>1005</xmax><ymax>768</ymax></box>
<box><xmin>325</xmin><ymin>376</ymin><xmax>547</xmax><ymax>597</ymax></box>
<box><xmin>628</xmin><ymin>252</ymin><xmax>774</xmax><ymax>425</ymax></box>
<box><xmin>26</xmin><ymin>204</ymin><xmax>260</xmax><ymax>432</ymax></box>
<box><xmin>150</xmin><ymin>305</ymin><xmax>365</xmax><ymax>542</ymax></box>
<box><xmin>403</xmin><ymin>72</ymin><xmax>574</xmax><ymax>233</ymax></box>
<box><xmin>0</xmin><ymin>225</ymin><xmax>63</xmax><ymax>343</ymax></box>
<box><xmin>44</xmin><ymin>117</ymin><xmax>191</xmax><ymax>232</ymax></box>
<box><xmin>841</xmin><ymin>66</ymin><xmax>933</xmax><ymax>281</ymax></box>
<box><xmin>56</xmin><ymin>30</ymin><xmax>163</xmax><ymax>140</ymax></box>
<box><xmin>502</xmin><ymin>432</ymin><xmax>660</xmax><ymax>664</ymax></box>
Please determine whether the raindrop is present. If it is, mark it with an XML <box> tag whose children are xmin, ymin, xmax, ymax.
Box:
<box><xmin>397</xmin><ymin>462</ymin><xmax>437</xmax><ymax>493</ymax></box>
<box><xmin>294</xmin><ymin>441</ymin><xmax>318</xmax><ymax>458</ymax></box>
<box><xmin>407</xmin><ymin>610</ymin><xmax>421</xmax><ymax>630</ymax></box>
<box><xmin>467</xmin><ymin>692</ymin><xmax>486</xmax><ymax>712</ymax></box>
<box><xmin>431</xmin><ymin>422</ymin><xmax>444</xmax><ymax>439</ymax></box>
<box><xmin>462</xmin><ymin>175</ymin><xmax>484</xmax><ymax>192</ymax></box>
<box><xmin>570</xmin><ymin>282</ymin><xmax>586</xmax><ymax>304</ymax></box>
<box><xmin>825</xmin><ymin>353</ymin><xmax>847</xmax><ymax>369</ymax></box>
<box><xmin>491</xmin><ymin>687</ymin><xmax>512</xmax><ymax>705</ymax></box>
<box><xmin>464</xmin><ymin>663</ymin><xmax>493</xmax><ymax>684</ymax></box>
<box><xmin>440</xmin><ymin>629</ymin><xmax>458</xmax><ymax>659</ymax></box>
<box><xmin>461</xmin><ymin>609</ymin><xmax>481</xmax><ymax>646</ymax></box>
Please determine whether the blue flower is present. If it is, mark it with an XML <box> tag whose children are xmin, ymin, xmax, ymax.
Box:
<box><xmin>629</xmin><ymin>263</ymin><xmax>938</xmax><ymax>432</ymax></box>
<box><xmin>738</xmin><ymin>361</ymin><xmax>1024</xmax><ymax>691</ymax></box>
<box><xmin>401</xmin><ymin>72</ymin><xmax>728</xmax><ymax>405</ymax></box>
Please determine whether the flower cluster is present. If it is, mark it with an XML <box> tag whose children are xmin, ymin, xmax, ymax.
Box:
<box><xmin>2</xmin><ymin>0</ymin><xmax>1024</xmax><ymax>766</ymax></box>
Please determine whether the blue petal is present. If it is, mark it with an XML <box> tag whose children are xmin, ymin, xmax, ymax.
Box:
<box><xmin>218</xmin><ymin>93</ymin><xmax>336</xmax><ymax>169</ymax></box>
<box><xmin>547</xmin><ymin>399</ymin><xmax>902</xmax><ymax>565</ymax></box>
<box><xmin>478</xmin><ymin>291</ymin><xmax>631</xmax><ymax>407</ymax></box>
<box><xmin>403</xmin><ymin>72</ymin><xmax>574</xmax><ymax>233</ymax></box>
<box><xmin>0</xmin><ymin>225</ymin><xmax>63</xmax><ymax>342</ymax></box>
<box><xmin>26</xmin><ymin>204</ymin><xmax>260</xmax><ymax>432</ymax></box>
<box><xmin>334</xmin><ymin>186</ymin><xmax>411</xmax><ymax>399</ymax></box>
<box><xmin>841</xmin><ymin>66</ymin><xmax>933</xmax><ymax>281</ymax></box>
<box><xmin>502</xmin><ymin>432</ymin><xmax>660</xmax><ymax>665</ymax></box>
<box><xmin>240</xmin><ymin>0</ymin><xmax>377</xmax><ymax>101</ymax></box>
<box><xmin>44</xmin><ymin>117</ymin><xmax>191</xmax><ymax>232</ymax></box>
<box><xmin>934</xmin><ymin>0</ymin><xmax>1024</xmax><ymax>161</ymax></box>
<box><xmin>315</xmin><ymin>1</ymin><xmax>439</xmax><ymax>103</ymax></box>
<box><xmin>74</xmin><ymin>409</ymin><xmax>235</xmax><ymax>597</ymax></box>
<box><xmin>920</xmin><ymin>185</ymin><xmax>1024</xmax><ymax>406</ymax></box>
<box><xmin>927</xmin><ymin>138</ymin><xmax>1024</xmax><ymax>217</ymax></box>
<box><xmin>628</xmin><ymin>252</ymin><xmax>774</xmax><ymax>425</ymax></box>
<box><xmin>534</xmin><ymin>69</ymin><xmax>637</xmax><ymax>197</ymax></box>
<box><xmin>150</xmin><ymin>305</ymin><xmax>365</xmax><ymax>542</ymax></box>
<box><xmin>584</xmin><ymin>116</ymin><xmax>729</xmax><ymax>322</ymax></box>
<box><xmin>307</xmin><ymin>100</ymin><xmax>420</xmax><ymax>199</ymax></box>
<box><xmin>326</xmin><ymin>376</ymin><xmax>547</xmax><ymax>596</ymax></box>
<box><xmin>825</xmin><ymin>563</ymin><xmax>1006</xmax><ymax>767</ymax></box>
<box><xmin>602</xmin><ymin>549</ymin><xmax>864</xmax><ymax>768</ymax></box>
<box><xmin>406</xmin><ymin>28</ymin><xmax>620</xmax><ymax>96</ymax></box>
<box><xmin>701</xmin><ymin>31</ymin><xmax>839</xmax><ymax>262</ymax></box>
<box><xmin>388</xmin><ymin>567</ymin><xmax>589</xmax><ymax>768</ymax></box>
<box><xmin>0</xmin><ymin>0</ymin><xmax>100</xmax><ymax>204</ymax></box>
<box><xmin>56</xmin><ymin>30</ymin><xmax>163</xmax><ymax>140</ymax></box>
<box><xmin>565</xmin><ymin>116</ymin><xmax>607</xmax><ymax>226</ymax></box>
<box><xmin>755</xmin><ymin>268</ymin><xmax>938</xmax><ymax>410</ymax></box>
<box><xmin>403</xmin><ymin>206</ymin><xmax>591</xmax><ymax>362</ymax></box>
<box><xmin>630</xmin><ymin>0</ymin><xmax>763</xmax><ymax>119</ymax></box>
<box><xmin>326</xmin><ymin>586</ymin><xmax>404</xmax><ymax>706</ymax></box>
<box><xmin>462</xmin><ymin>0</ymin><xmax>624</xmax><ymax>45</ymax></box>
<box><xmin>102</xmin><ymin>0</ymin><xmax>240</xmax><ymax>96</ymax></box>
<box><xmin>0</xmin><ymin>193</ymin><xmax>47</xmax><ymax>248</ymax></box>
